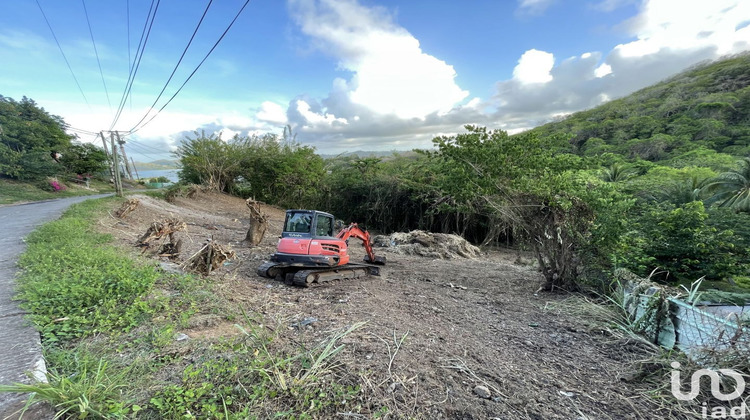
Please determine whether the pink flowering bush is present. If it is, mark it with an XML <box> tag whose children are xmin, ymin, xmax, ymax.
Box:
<box><xmin>47</xmin><ymin>178</ymin><xmax>66</xmax><ymax>192</ymax></box>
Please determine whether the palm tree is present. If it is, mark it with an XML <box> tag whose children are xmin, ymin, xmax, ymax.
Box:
<box><xmin>702</xmin><ymin>157</ymin><xmax>750</xmax><ymax>212</ymax></box>
<box><xmin>660</xmin><ymin>176</ymin><xmax>707</xmax><ymax>206</ymax></box>
<box><xmin>600</xmin><ymin>163</ymin><xmax>636</xmax><ymax>183</ymax></box>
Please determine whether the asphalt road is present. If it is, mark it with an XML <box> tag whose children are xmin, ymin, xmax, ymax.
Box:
<box><xmin>0</xmin><ymin>194</ymin><xmax>111</xmax><ymax>419</ymax></box>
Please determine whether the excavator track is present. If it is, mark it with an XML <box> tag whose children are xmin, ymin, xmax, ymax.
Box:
<box><xmin>292</xmin><ymin>264</ymin><xmax>380</xmax><ymax>287</ymax></box>
<box><xmin>257</xmin><ymin>262</ymin><xmax>381</xmax><ymax>287</ymax></box>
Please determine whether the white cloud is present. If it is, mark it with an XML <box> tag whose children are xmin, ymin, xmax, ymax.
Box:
<box><xmin>617</xmin><ymin>0</ymin><xmax>750</xmax><ymax>57</ymax></box>
<box><xmin>256</xmin><ymin>101</ymin><xmax>288</xmax><ymax>124</ymax></box>
<box><xmin>517</xmin><ymin>0</ymin><xmax>556</xmax><ymax>15</ymax></box>
<box><xmin>295</xmin><ymin>99</ymin><xmax>347</xmax><ymax>126</ymax></box>
<box><xmin>513</xmin><ymin>49</ymin><xmax>555</xmax><ymax>84</ymax></box>
<box><xmin>591</xmin><ymin>0</ymin><xmax>635</xmax><ymax>12</ymax></box>
<box><xmin>288</xmin><ymin>0</ymin><xmax>468</xmax><ymax>119</ymax></box>
<box><xmin>594</xmin><ymin>63</ymin><xmax>612</xmax><ymax>78</ymax></box>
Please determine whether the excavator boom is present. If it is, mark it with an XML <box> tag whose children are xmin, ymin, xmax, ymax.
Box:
<box><xmin>336</xmin><ymin>223</ymin><xmax>386</xmax><ymax>265</ymax></box>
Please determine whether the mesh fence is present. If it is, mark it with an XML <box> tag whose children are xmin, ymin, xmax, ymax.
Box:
<box><xmin>669</xmin><ymin>298</ymin><xmax>750</xmax><ymax>364</ymax></box>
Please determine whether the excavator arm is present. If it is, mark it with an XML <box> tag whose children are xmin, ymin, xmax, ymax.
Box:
<box><xmin>337</xmin><ymin>223</ymin><xmax>386</xmax><ymax>265</ymax></box>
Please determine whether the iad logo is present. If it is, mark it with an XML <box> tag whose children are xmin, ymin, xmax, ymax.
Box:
<box><xmin>670</xmin><ymin>361</ymin><xmax>748</xmax><ymax>419</ymax></box>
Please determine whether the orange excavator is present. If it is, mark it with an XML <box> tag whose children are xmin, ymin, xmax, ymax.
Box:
<box><xmin>257</xmin><ymin>209</ymin><xmax>386</xmax><ymax>287</ymax></box>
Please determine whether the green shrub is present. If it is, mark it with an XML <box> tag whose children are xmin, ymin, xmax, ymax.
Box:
<box><xmin>621</xmin><ymin>201</ymin><xmax>748</xmax><ymax>283</ymax></box>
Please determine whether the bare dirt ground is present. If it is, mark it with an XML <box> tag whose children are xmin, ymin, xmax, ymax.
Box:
<box><xmin>100</xmin><ymin>191</ymin><xmax>686</xmax><ymax>419</ymax></box>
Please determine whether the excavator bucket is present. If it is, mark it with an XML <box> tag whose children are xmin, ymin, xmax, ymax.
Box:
<box><xmin>364</xmin><ymin>255</ymin><xmax>386</xmax><ymax>265</ymax></box>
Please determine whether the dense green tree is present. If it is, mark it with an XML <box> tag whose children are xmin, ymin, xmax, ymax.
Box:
<box><xmin>623</xmin><ymin>202</ymin><xmax>747</xmax><ymax>282</ymax></box>
<box><xmin>175</xmin><ymin>131</ymin><xmax>243</xmax><ymax>191</ymax></box>
<box><xmin>0</xmin><ymin>96</ymin><xmax>71</xmax><ymax>154</ymax></box>
<box><xmin>60</xmin><ymin>142</ymin><xmax>108</xmax><ymax>176</ymax></box>
<box><xmin>233</xmin><ymin>134</ymin><xmax>324</xmax><ymax>208</ymax></box>
<box><xmin>0</xmin><ymin>95</ymin><xmax>74</xmax><ymax>181</ymax></box>
<box><xmin>600</xmin><ymin>163</ymin><xmax>636</xmax><ymax>182</ymax></box>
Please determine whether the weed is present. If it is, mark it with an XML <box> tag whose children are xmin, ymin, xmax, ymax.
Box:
<box><xmin>0</xmin><ymin>359</ymin><xmax>140</xmax><ymax>419</ymax></box>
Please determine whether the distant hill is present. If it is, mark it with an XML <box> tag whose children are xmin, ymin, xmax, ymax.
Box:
<box><xmin>530</xmin><ymin>52</ymin><xmax>750</xmax><ymax>165</ymax></box>
<box><xmin>133</xmin><ymin>159</ymin><xmax>179</xmax><ymax>170</ymax></box>
<box><xmin>319</xmin><ymin>150</ymin><xmax>406</xmax><ymax>159</ymax></box>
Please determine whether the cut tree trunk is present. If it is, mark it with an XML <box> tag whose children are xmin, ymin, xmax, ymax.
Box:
<box><xmin>245</xmin><ymin>198</ymin><xmax>268</xmax><ymax>246</ymax></box>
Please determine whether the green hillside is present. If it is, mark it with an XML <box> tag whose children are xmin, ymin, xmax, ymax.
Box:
<box><xmin>133</xmin><ymin>159</ymin><xmax>179</xmax><ymax>171</ymax></box>
<box><xmin>531</xmin><ymin>53</ymin><xmax>750</xmax><ymax>165</ymax></box>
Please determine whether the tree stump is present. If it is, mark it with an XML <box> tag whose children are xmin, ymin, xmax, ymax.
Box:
<box><xmin>245</xmin><ymin>198</ymin><xmax>268</xmax><ymax>246</ymax></box>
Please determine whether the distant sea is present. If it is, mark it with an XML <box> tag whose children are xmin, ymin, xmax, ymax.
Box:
<box><xmin>136</xmin><ymin>169</ymin><xmax>180</xmax><ymax>183</ymax></box>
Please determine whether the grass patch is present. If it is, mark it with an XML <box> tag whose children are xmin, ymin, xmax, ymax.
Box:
<box><xmin>2</xmin><ymin>196</ymin><xmax>363</xmax><ymax>419</ymax></box>
<box><xmin>16</xmin><ymin>197</ymin><xmax>160</xmax><ymax>343</ymax></box>
<box><xmin>0</xmin><ymin>177</ymin><xmax>114</xmax><ymax>205</ymax></box>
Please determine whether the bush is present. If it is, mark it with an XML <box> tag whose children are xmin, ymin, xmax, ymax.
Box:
<box><xmin>148</xmin><ymin>176</ymin><xmax>171</xmax><ymax>183</ymax></box>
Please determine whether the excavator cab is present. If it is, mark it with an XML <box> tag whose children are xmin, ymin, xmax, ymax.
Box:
<box><xmin>282</xmin><ymin>210</ymin><xmax>334</xmax><ymax>238</ymax></box>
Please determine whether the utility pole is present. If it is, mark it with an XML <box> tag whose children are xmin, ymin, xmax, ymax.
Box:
<box><xmin>100</xmin><ymin>131</ymin><xmax>115</xmax><ymax>180</ymax></box>
<box><xmin>130</xmin><ymin>157</ymin><xmax>140</xmax><ymax>181</ymax></box>
<box><xmin>116</xmin><ymin>131</ymin><xmax>134</xmax><ymax>180</ymax></box>
<box><xmin>110</xmin><ymin>132</ymin><xmax>123</xmax><ymax>197</ymax></box>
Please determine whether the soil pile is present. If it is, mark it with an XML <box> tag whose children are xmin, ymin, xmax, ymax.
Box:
<box><xmin>374</xmin><ymin>230</ymin><xmax>482</xmax><ymax>259</ymax></box>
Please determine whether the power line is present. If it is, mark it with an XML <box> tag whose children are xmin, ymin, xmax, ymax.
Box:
<box><xmin>109</xmin><ymin>0</ymin><xmax>161</xmax><ymax>131</ymax></box>
<box><xmin>81</xmin><ymin>0</ymin><xmax>112</xmax><ymax>112</ymax></box>
<box><xmin>126</xmin><ymin>0</ymin><xmax>131</xmax><ymax>75</ymax></box>
<box><xmin>122</xmin><ymin>139</ymin><xmax>169</xmax><ymax>161</ymax></box>
<box><xmin>35</xmin><ymin>0</ymin><xmax>91</xmax><ymax>111</ymax></box>
<box><xmin>130</xmin><ymin>0</ymin><xmax>251</xmax><ymax>134</ymax></box>
<box><xmin>126</xmin><ymin>0</ymin><xmax>132</xmax><ymax>111</ymax></box>
<box><xmin>127</xmin><ymin>0</ymin><xmax>214</xmax><ymax>132</ymax></box>
<box><xmin>128</xmin><ymin>138</ymin><xmax>170</xmax><ymax>154</ymax></box>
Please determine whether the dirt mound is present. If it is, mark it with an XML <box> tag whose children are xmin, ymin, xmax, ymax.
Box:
<box><xmin>374</xmin><ymin>230</ymin><xmax>482</xmax><ymax>259</ymax></box>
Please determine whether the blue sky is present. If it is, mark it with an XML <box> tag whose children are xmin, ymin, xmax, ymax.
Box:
<box><xmin>1</xmin><ymin>0</ymin><xmax>749</xmax><ymax>161</ymax></box>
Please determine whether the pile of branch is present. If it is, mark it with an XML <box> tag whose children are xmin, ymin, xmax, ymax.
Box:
<box><xmin>136</xmin><ymin>218</ymin><xmax>187</xmax><ymax>260</ymax></box>
<box><xmin>115</xmin><ymin>198</ymin><xmax>140</xmax><ymax>218</ymax></box>
<box><xmin>374</xmin><ymin>230</ymin><xmax>482</xmax><ymax>259</ymax></box>
<box><xmin>183</xmin><ymin>239</ymin><xmax>236</xmax><ymax>275</ymax></box>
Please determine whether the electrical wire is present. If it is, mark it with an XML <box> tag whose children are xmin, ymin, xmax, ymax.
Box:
<box><xmin>127</xmin><ymin>0</ymin><xmax>132</xmax><ymax>111</ymax></box>
<box><xmin>62</xmin><ymin>123</ymin><xmax>99</xmax><ymax>136</ymax></box>
<box><xmin>122</xmin><ymin>139</ymin><xmax>170</xmax><ymax>161</ymax></box>
<box><xmin>128</xmin><ymin>138</ymin><xmax>170</xmax><ymax>154</ymax></box>
<box><xmin>35</xmin><ymin>0</ymin><xmax>91</xmax><ymax>111</ymax></box>
<box><xmin>127</xmin><ymin>0</ymin><xmax>214</xmax><ymax>132</ymax></box>
<box><xmin>127</xmin><ymin>0</ymin><xmax>131</xmax><ymax>75</ymax></box>
<box><xmin>129</xmin><ymin>0</ymin><xmax>251</xmax><ymax>134</ymax></box>
<box><xmin>81</xmin><ymin>0</ymin><xmax>112</xmax><ymax>112</ymax></box>
<box><xmin>109</xmin><ymin>0</ymin><xmax>161</xmax><ymax>131</ymax></box>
